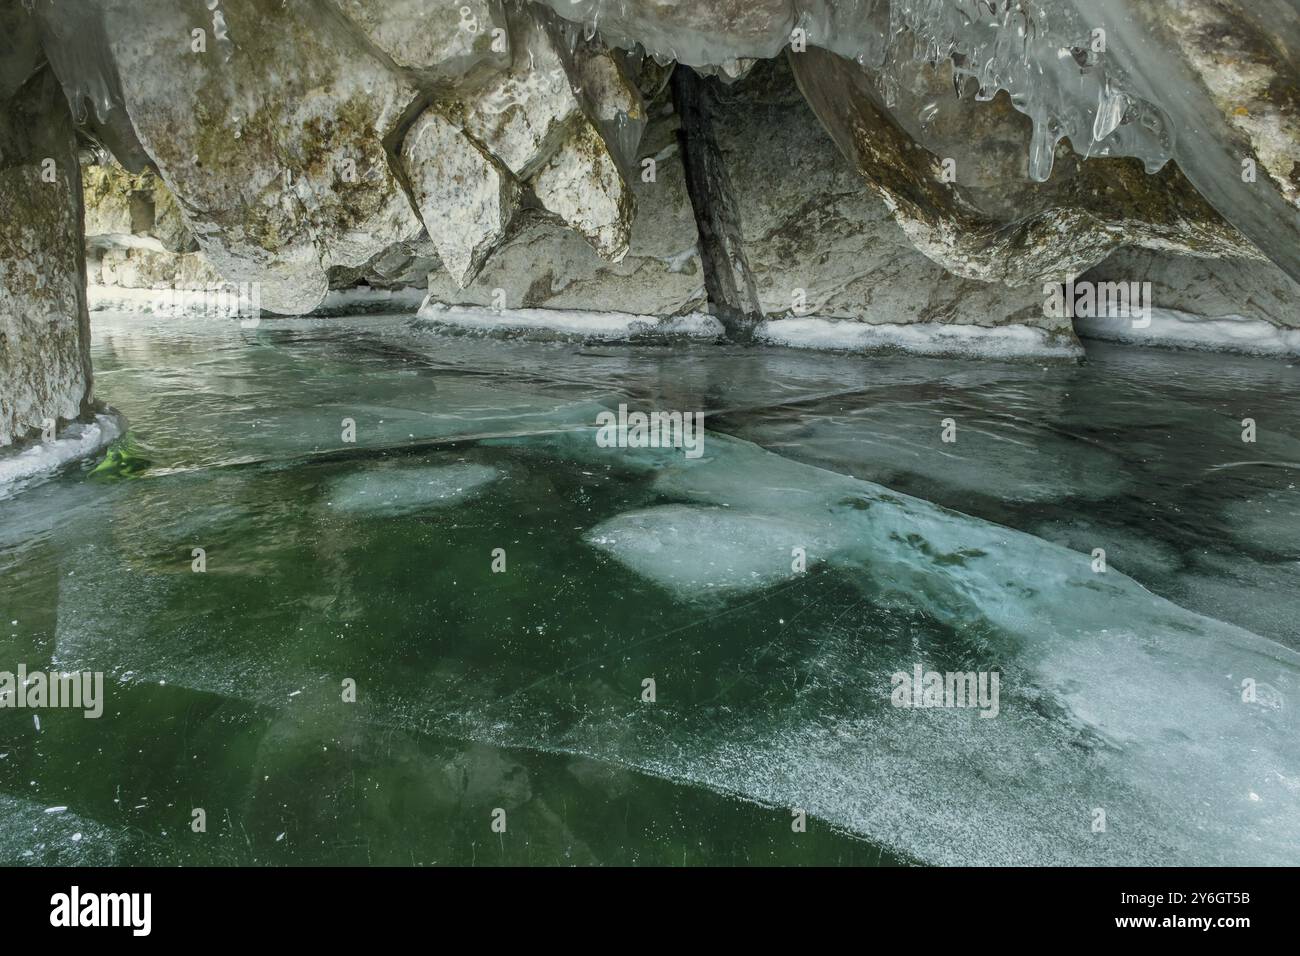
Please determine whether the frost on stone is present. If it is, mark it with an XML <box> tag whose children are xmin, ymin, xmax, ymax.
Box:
<box><xmin>402</xmin><ymin>108</ymin><xmax>522</xmax><ymax>288</ymax></box>
<box><xmin>531</xmin><ymin>121</ymin><xmax>634</xmax><ymax>262</ymax></box>
<box><xmin>333</xmin><ymin>0</ymin><xmax>510</xmax><ymax>76</ymax></box>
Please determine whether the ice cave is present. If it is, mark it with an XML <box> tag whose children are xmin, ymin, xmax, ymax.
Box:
<box><xmin>0</xmin><ymin>0</ymin><xmax>1298</xmax><ymax>878</ymax></box>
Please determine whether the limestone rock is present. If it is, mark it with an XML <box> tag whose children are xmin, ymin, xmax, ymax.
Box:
<box><xmin>536</xmin><ymin>1</ymin><xmax>1300</xmax><ymax>286</ymax></box>
<box><xmin>1118</xmin><ymin>0</ymin><xmax>1300</xmax><ymax>282</ymax></box>
<box><xmin>531</xmin><ymin>0</ymin><xmax>798</xmax><ymax>69</ymax></box>
<box><xmin>712</xmin><ymin>59</ymin><xmax>1075</xmax><ymax>345</ymax></box>
<box><xmin>333</xmin><ymin>0</ymin><xmax>509</xmax><ymax>76</ymax></box>
<box><xmin>419</xmin><ymin>96</ymin><xmax>703</xmax><ymax>316</ymax></box>
<box><xmin>336</xmin><ymin>238</ymin><xmax>440</xmax><ymax>291</ymax></box>
<box><xmin>440</xmin><ymin>5</ymin><xmax>637</xmax><ymax>263</ymax></box>
<box><xmin>93</xmin><ymin>245</ymin><xmax>224</xmax><ymax>291</ymax></box>
<box><xmin>1081</xmin><ymin>248</ymin><xmax>1300</xmax><ymax>332</ymax></box>
<box><xmin>0</xmin><ymin>69</ymin><xmax>91</xmax><ymax>446</ymax></box>
<box><xmin>788</xmin><ymin>46</ymin><xmax>1253</xmax><ymax>288</ymax></box>
<box><xmin>452</xmin><ymin>6</ymin><xmax>581</xmax><ymax>179</ymax></box>
<box><xmin>72</xmin><ymin>0</ymin><xmax>425</xmax><ymax>314</ymax></box>
<box><xmin>544</xmin><ymin>20</ymin><xmax>649</xmax><ymax>175</ymax></box>
<box><xmin>401</xmin><ymin>108</ymin><xmax>521</xmax><ymax>288</ymax></box>
<box><xmin>82</xmin><ymin>160</ymin><xmax>195</xmax><ymax>253</ymax></box>
<box><xmin>531</xmin><ymin>120</ymin><xmax>633</xmax><ymax>262</ymax></box>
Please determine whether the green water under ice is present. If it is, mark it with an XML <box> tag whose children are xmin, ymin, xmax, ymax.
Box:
<box><xmin>1</xmin><ymin>312</ymin><xmax>1298</xmax><ymax>866</ymax></box>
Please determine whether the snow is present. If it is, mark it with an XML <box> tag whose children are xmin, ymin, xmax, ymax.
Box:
<box><xmin>416</xmin><ymin>302</ymin><xmax>723</xmax><ymax>341</ymax></box>
<box><xmin>312</xmin><ymin>287</ymin><xmax>426</xmax><ymax>315</ymax></box>
<box><xmin>587</xmin><ymin>506</ymin><xmax>824</xmax><ymax>595</ymax></box>
<box><xmin>757</xmin><ymin>317</ymin><xmax>1083</xmax><ymax>359</ymax></box>
<box><xmin>324</xmin><ymin>462</ymin><xmax>500</xmax><ymax>516</ymax></box>
<box><xmin>88</xmin><ymin>284</ymin><xmax>427</xmax><ymax>317</ymax></box>
<box><xmin>1076</xmin><ymin>308</ymin><xmax>1300</xmax><ymax>356</ymax></box>
<box><xmin>0</xmin><ymin>414</ymin><xmax>123</xmax><ymax>500</ymax></box>
<box><xmin>86</xmin><ymin>289</ymin><xmax>1299</xmax><ymax>361</ymax></box>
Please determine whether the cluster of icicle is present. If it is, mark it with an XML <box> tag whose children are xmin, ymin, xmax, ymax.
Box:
<box><xmin>535</xmin><ymin>0</ymin><xmax>1298</xmax><ymax>279</ymax></box>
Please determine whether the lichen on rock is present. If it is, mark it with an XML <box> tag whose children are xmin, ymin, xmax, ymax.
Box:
<box><xmin>64</xmin><ymin>0</ymin><xmax>426</xmax><ymax>314</ymax></box>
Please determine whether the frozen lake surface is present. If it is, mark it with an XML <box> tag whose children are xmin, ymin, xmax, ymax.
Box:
<box><xmin>1</xmin><ymin>311</ymin><xmax>1297</xmax><ymax>865</ymax></box>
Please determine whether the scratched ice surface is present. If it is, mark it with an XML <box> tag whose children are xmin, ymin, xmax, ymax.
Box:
<box><xmin>2</xmin><ymin>311</ymin><xmax>1298</xmax><ymax>865</ymax></box>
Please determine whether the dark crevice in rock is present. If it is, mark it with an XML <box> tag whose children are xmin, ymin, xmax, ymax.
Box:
<box><xmin>669</xmin><ymin>65</ymin><xmax>764</xmax><ymax>343</ymax></box>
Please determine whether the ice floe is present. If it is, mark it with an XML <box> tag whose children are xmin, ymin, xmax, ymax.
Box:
<box><xmin>758</xmin><ymin>317</ymin><xmax>1082</xmax><ymax>360</ymax></box>
<box><xmin>416</xmin><ymin>303</ymin><xmax>723</xmax><ymax>342</ymax></box>
<box><xmin>324</xmin><ymin>462</ymin><xmax>501</xmax><ymax>516</ymax></box>
<box><xmin>1076</xmin><ymin>308</ymin><xmax>1300</xmax><ymax>356</ymax></box>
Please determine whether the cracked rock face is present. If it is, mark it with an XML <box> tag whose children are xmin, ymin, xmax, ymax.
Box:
<box><xmin>417</xmin><ymin>95</ymin><xmax>704</xmax><ymax>316</ymax></box>
<box><xmin>713</xmin><ymin>59</ymin><xmax>1066</xmax><ymax>340</ymax></box>
<box><xmin>439</xmin><ymin>4</ymin><xmax>638</xmax><ymax>262</ymax></box>
<box><xmin>92</xmin><ymin>244</ymin><xmax>224</xmax><ymax>292</ymax></box>
<box><xmin>82</xmin><ymin>157</ymin><xmax>224</xmax><ymax>293</ymax></box>
<box><xmin>452</xmin><ymin>6</ymin><xmax>582</xmax><ymax>180</ymax></box>
<box><xmin>1082</xmin><ymin>247</ymin><xmax>1300</xmax><ymax>332</ymax></box>
<box><xmin>788</xmin><ymin>45</ymin><xmax>1254</xmax><ymax>287</ymax></box>
<box><xmin>530</xmin><ymin>0</ymin><xmax>798</xmax><ymax>69</ymax></box>
<box><xmin>401</xmin><ymin>108</ymin><xmax>521</xmax><ymax>288</ymax></box>
<box><xmin>333</xmin><ymin>0</ymin><xmax>510</xmax><ymax>76</ymax></box>
<box><xmin>83</xmin><ymin>160</ymin><xmax>197</xmax><ymax>254</ymax></box>
<box><xmin>536</xmin><ymin>0</ymin><xmax>1300</xmax><ymax>287</ymax></box>
<box><xmin>532</xmin><ymin>120</ymin><xmax>633</xmax><ymax>261</ymax></box>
